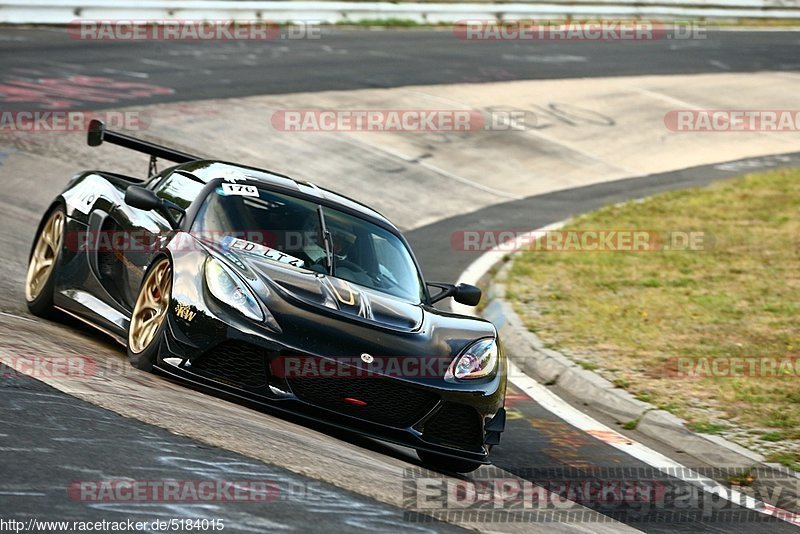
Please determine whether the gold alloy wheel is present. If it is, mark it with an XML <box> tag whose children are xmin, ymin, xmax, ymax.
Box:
<box><xmin>25</xmin><ymin>209</ymin><xmax>65</xmax><ymax>302</ymax></box>
<box><xmin>129</xmin><ymin>260</ymin><xmax>172</xmax><ymax>354</ymax></box>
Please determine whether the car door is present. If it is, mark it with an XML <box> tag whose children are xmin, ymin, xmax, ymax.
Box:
<box><xmin>93</xmin><ymin>170</ymin><xmax>206</xmax><ymax>311</ymax></box>
<box><xmin>124</xmin><ymin>170</ymin><xmax>207</xmax><ymax>308</ymax></box>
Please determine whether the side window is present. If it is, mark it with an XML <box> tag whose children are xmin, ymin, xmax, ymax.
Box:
<box><xmin>371</xmin><ymin>233</ymin><xmax>421</xmax><ymax>300</ymax></box>
<box><xmin>152</xmin><ymin>172</ymin><xmax>205</xmax><ymax>224</ymax></box>
<box><xmin>154</xmin><ymin>172</ymin><xmax>205</xmax><ymax>210</ymax></box>
<box><xmin>145</xmin><ymin>168</ymin><xmax>172</xmax><ymax>191</ymax></box>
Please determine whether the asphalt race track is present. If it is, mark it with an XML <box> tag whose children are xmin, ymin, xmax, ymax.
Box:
<box><xmin>0</xmin><ymin>363</ymin><xmax>463</xmax><ymax>533</ymax></box>
<box><xmin>0</xmin><ymin>27</ymin><xmax>800</xmax><ymax>110</ymax></box>
<box><xmin>1</xmin><ymin>27</ymin><xmax>799</xmax><ymax>533</ymax></box>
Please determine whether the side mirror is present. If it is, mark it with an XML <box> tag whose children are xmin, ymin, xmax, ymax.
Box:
<box><xmin>87</xmin><ymin>119</ymin><xmax>105</xmax><ymax>147</ymax></box>
<box><xmin>125</xmin><ymin>185</ymin><xmax>161</xmax><ymax>211</ymax></box>
<box><xmin>427</xmin><ymin>282</ymin><xmax>482</xmax><ymax>306</ymax></box>
<box><xmin>453</xmin><ymin>283</ymin><xmax>481</xmax><ymax>306</ymax></box>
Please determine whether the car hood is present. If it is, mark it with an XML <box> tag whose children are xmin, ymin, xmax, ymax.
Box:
<box><xmin>214</xmin><ymin>238</ymin><xmax>424</xmax><ymax>333</ymax></box>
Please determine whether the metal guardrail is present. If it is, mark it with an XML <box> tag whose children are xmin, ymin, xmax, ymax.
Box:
<box><xmin>2</xmin><ymin>0</ymin><xmax>800</xmax><ymax>25</ymax></box>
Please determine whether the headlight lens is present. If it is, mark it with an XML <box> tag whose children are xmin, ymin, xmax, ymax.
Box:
<box><xmin>447</xmin><ymin>338</ymin><xmax>498</xmax><ymax>380</ymax></box>
<box><xmin>205</xmin><ymin>258</ymin><xmax>263</xmax><ymax>321</ymax></box>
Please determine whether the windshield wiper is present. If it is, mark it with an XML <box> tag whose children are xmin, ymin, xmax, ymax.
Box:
<box><xmin>317</xmin><ymin>205</ymin><xmax>335</xmax><ymax>276</ymax></box>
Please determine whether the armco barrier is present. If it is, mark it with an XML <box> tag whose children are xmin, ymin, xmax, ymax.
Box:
<box><xmin>2</xmin><ymin>0</ymin><xmax>800</xmax><ymax>25</ymax></box>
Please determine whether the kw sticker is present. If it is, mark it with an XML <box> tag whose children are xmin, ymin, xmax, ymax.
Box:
<box><xmin>175</xmin><ymin>303</ymin><xmax>196</xmax><ymax>321</ymax></box>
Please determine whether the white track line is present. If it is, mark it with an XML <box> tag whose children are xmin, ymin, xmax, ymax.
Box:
<box><xmin>509</xmin><ymin>362</ymin><xmax>800</xmax><ymax>526</ymax></box>
<box><xmin>451</xmin><ymin>223</ymin><xmax>564</xmax><ymax>317</ymax></box>
<box><xmin>0</xmin><ymin>311</ymin><xmax>36</xmax><ymax>323</ymax></box>
<box><xmin>455</xmin><ymin>223</ymin><xmax>800</xmax><ymax>527</ymax></box>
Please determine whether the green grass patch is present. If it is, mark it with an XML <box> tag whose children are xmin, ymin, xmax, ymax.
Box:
<box><xmin>766</xmin><ymin>453</ymin><xmax>800</xmax><ymax>472</ymax></box>
<box><xmin>506</xmin><ymin>168</ymin><xmax>800</xmax><ymax>466</ymax></box>
<box><xmin>622</xmin><ymin>419</ymin><xmax>639</xmax><ymax>430</ymax></box>
<box><xmin>612</xmin><ymin>378</ymin><xmax>631</xmax><ymax>389</ymax></box>
<box><xmin>760</xmin><ymin>431</ymin><xmax>786</xmax><ymax>442</ymax></box>
<box><xmin>687</xmin><ymin>421</ymin><xmax>728</xmax><ymax>434</ymax></box>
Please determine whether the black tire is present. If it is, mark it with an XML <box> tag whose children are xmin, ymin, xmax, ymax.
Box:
<box><xmin>417</xmin><ymin>450</ymin><xmax>483</xmax><ymax>474</ymax></box>
<box><xmin>127</xmin><ymin>258</ymin><xmax>172</xmax><ymax>372</ymax></box>
<box><xmin>126</xmin><ymin>324</ymin><xmax>163</xmax><ymax>372</ymax></box>
<box><xmin>25</xmin><ymin>206</ymin><xmax>66</xmax><ymax>318</ymax></box>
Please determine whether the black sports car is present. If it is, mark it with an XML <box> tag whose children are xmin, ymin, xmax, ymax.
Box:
<box><xmin>24</xmin><ymin>120</ymin><xmax>506</xmax><ymax>472</ymax></box>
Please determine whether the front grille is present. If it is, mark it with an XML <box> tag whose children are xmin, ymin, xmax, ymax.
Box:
<box><xmin>191</xmin><ymin>341</ymin><xmax>268</xmax><ymax>389</ymax></box>
<box><xmin>287</xmin><ymin>373</ymin><xmax>438</xmax><ymax>428</ymax></box>
<box><xmin>422</xmin><ymin>402</ymin><xmax>484</xmax><ymax>451</ymax></box>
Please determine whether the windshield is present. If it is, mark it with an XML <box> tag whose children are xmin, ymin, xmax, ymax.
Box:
<box><xmin>191</xmin><ymin>183</ymin><xmax>425</xmax><ymax>302</ymax></box>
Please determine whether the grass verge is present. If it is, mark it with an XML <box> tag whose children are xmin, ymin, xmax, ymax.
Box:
<box><xmin>506</xmin><ymin>168</ymin><xmax>800</xmax><ymax>468</ymax></box>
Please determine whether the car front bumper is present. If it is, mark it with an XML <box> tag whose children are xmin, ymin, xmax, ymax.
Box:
<box><xmin>156</xmin><ymin>309</ymin><xmax>507</xmax><ymax>463</ymax></box>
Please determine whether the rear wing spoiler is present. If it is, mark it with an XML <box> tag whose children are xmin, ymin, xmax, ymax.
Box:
<box><xmin>87</xmin><ymin>119</ymin><xmax>200</xmax><ymax>177</ymax></box>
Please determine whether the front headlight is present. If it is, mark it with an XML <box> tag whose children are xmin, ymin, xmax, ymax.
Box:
<box><xmin>446</xmin><ymin>338</ymin><xmax>498</xmax><ymax>380</ymax></box>
<box><xmin>204</xmin><ymin>257</ymin><xmax>263</xmax><ymax>321</ymax></box>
